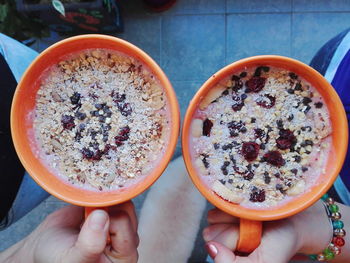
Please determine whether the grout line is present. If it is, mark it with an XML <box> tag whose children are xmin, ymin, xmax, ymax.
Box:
<box><xmin>224</xmin><ymin>12</ymin><xmax>227</xmax><ymax>65</ymax></box>
<box><xmin>159</xmin><ymin>15</ymin><xmax>162</xmax><ymax>66</ymax></box>
<box><xmin>122</xmin><ymin>10</ymin><xmax>350</xmax><ymax>18</ymax></box>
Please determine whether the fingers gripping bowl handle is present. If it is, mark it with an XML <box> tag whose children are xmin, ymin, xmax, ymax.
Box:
<box><xmin>237</xmin><ymin>219</ymin><xmax>262</xmax><ymax>253</ymax></box>
<box><xmin>85</xmin><ymin>207</ymin><xmax>111</xmax><ymax>244</ymax></box>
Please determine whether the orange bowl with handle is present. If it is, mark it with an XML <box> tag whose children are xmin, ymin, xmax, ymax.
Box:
<box><xmin>181</xmin><ymin>55</ymin><xmax>348</xmax><ymax>253</ymax></box>
<box><xmin>11</xmin><ymin>35</ymin><xmax>180</xmax><ymax>212</ymax></box>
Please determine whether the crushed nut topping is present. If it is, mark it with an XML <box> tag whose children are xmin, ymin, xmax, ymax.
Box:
<box><xmin>33</xmin><ymin>49</ymin><xmax>170</xmax><ymax>191</ymax></box>
<box><xmin>190</xmin><ymin>66</ymin><xmax>332</xmax><ymax>207</ymax></box>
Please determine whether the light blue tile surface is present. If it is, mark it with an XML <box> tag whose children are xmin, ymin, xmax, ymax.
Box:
<box><xmin>292</xmin><ymin>13</ymin><xmax>350</xmax><ymax>64</ymax></box>
<box><xmin>227</xmin><ymin>0</ymin><xmax>292</xmax><ymax>13</ymax></box>
<box><xmin>118</xmin><ymin>15</ymin><xmax>161</xmax><ymax>63</ymax></box>
<box><xmin>163</xmin><ymin>0</ymin><xmax>226</xmax><ymax>15</ymax></box>
<box><xmin>226</xmin><ymin>14</ymin><xmax>291</xmax><ymax>63</ymax></box>
<box><xmin>161</xmin><ymin>15</ymin><xmax>225</xmax><ymax>82</ymax></box>
<box><xmin>293</xmin><ymin>0</ymin><xmax>350</xmax><ymax>12</ymax></box>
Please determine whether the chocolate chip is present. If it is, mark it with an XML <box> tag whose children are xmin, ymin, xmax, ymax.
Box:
<box><xmin>289</xmin><ymin>72</ymin><xmax>298</xmax><ymax>79</ymax></box>
<box><xmin>213</xmin><ymin>143</ymin><xmax>220</xmax><ymax>150</ymax></box>
<box><xmin>95</xmin><ymin>103</ymin><xmax>104</xmax><ymax>110</ymax></box>
<box><xmin>287</xmin><ymin>114</ymin><xmax>294</xmax><ymax>121</ymax></box>
<box><xmin>240</xmin><ymin>72</ymin><xmax>247</xmax><ymax>78</ymax></box>
<box><xmin>70</xmin><ymin>92</ymin><xmax>81</xmax><ymax>105</ymax></box>
<box><xmin>295</xmin><ymin>83</ymin><xmax>302</xmax><ymax>91</ymax></box>
<box><xmin>276</xmin><ymin>184</ymin><xmax>285</xmax><ymax>193</ymax></box>
<box><xmin>222</xmin><ymin>143</ymin><xmax>233</xmax><ymax>150</ymax></box>
<box><xmin>249</xmin><ymin>188</ymin><xmax>265</xmax><ymax>202</ymax></box>
<box><xmin>302</xmin><ymin>166</ymin><xmax>308</xmax><ymax>172</ymax></box>
<box><xmin>228</xmin><ymin>179</ymin><xmax>233</xmax><ymax>184</ymax></box>
<box><xmin>221</xmin><ymin>165</ymin><xmax>228</xmax><ymax>175</ymax></box>
<box><xmin>231</xmin><ymin>75</ymin><xmax>240</xmax><ymax>81</ymax></box>
<box><xmin>294</xmin><ymin>155</ymin><xmax>301</xmax><ymax>163</ymax></box>
<box><xmin>287</xmin><ymin>89</ymin><xmax>295</xmax><ymax>94</ymax></box>
<box><xmin>251</xmin><ymin>118</ymin><xmax>256</xmax><ymax>123</ymax></box>
<box><xmin>222</xmin><ymin>89</ymin><xmax>229</xmax><ymax>95</ymax></box>
<box><xmin>241</xmin><ymin>94</ymin><xmax>247</xmax><ymax>100</ymax></box>
<box><xmin>302</xmin><ymin>97</ymin><xmax>312</xmax><ymax>105</ymax></box>
<box><xmin>276</xmin><ymin>119</ymin><xmax>284</xmax><ymax>129</ymax></box>
<box><xmin>202</xmin><ymin>155</ymin><xmax>210</xmax><ymax>168</ymax></box>
<box><xmin>305</xmin><ymin>140</ymin><xmax>314</xmax><ymax>146</ymax></box>
<box><xmin>243</xmin><ymin>171</ymin><xmax>254</xmax><ymax>181</ymax></box>
<box><xmin>219</xmin><ymin>179</ymin><xmax>226</xmax><ymax>184</ymax></box>
<box><xmin>75</xmin><ymin>111</ymin><xmax>86</xmax><ymax>120</ymax></box>
<box><xmin>264</xmin><ymin>173</ymin><xmax>271</xmax><ymax>184</ymax></box>
<box><xmin>291</xmin><ymin>169</ymin><xmax>298</xmax><ymax>175</ymax></box>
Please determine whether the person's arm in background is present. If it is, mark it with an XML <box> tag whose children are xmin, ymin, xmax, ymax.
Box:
<box><xmin>203</xmin><ymin>200</ymin><xmax>350</xmax><ymax>263</ymax></box>
<box><xmin>0</xmin><ymin>201</ymin><xmax>139</xmax><ymax>263</ymax></box>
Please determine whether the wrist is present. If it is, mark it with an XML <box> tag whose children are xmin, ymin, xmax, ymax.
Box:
<box><xmin>292</xmin><ymin>200</ymin><xmax>333</xmax><ymax>255</ymax></box>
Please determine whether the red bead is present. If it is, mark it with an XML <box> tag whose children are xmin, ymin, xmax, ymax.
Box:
<box><xmin>332</xmin><ymin>237</ymin><xmax>345</xmax><ymax>247</ymax></box>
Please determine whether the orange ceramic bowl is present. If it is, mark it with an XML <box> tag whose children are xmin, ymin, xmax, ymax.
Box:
<box><xmin>182</xmin><ymin>55</ymin><xmax>348</xmax><ymax>221</ymax></box>
<box><xmin>11</xmin><ymin>35</ymin><xmax>180</xmax><ymax>207</ymax></box>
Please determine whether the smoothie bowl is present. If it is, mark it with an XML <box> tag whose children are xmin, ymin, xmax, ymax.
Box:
<box><xmin>11</xmin><ymin>35</ymin><xmax>180</xmax><ymax>207</ymax></box>
<box><xmin>182</xmin><ymin>55</ymin><xmax>348</xmax><ymax>252</ymax></box>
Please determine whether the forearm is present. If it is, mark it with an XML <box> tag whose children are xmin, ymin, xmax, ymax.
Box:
<box><xmin>293</xmin><ymin>201</ymin><xmax>350</xmax><ymax>262</ymax></box>
<box><xmin>0</xmin><ymin>237</ymin><xmax>35</xmax><ymax>263</ymax></box>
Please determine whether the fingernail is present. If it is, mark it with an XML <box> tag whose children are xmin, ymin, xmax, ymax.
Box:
<box><xmin>89</xmin><ymin>210</ymin><xmax>108</xmax><ymax>231</ymax></box>
<box><xmin>205</xmin><ymin>243</ymin><xmax>218</xmax><ymax>259</ymax></box>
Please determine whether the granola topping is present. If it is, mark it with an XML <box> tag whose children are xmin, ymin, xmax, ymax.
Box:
<box><xmin>190</xmin><ymin>66</ymin><xmax>332</xmax><ymax>208</ymax></box>
<box><xmin>32</xmin><ymin>49</ymin><xmax>170</xmax><ymax>191</ymax></box>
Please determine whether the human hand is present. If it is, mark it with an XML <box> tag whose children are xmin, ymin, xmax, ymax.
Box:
<box><xmin>4</xmin><ymin>201</ymin><xmax>139</xmax><ymax>263</ymax></box>
<box><xmin>203</xmin><ymin>200</ymin><xmax>332</xmax><ymax>263</ymax></box>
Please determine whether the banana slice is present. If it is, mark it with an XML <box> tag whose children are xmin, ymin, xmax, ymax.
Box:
<box><xmin>192</xmin><ymin>119</ymin><xmax>203</xmax><ymax>137</ymax></box>
<box><xmin>199</xmin><ymin>84</ymin><xmax>227</xmax><ymax>110</ymax></box>
<box><xmin>148</xmin><ymin>95</ymin><xmax>165</xmax><ymax>110</ymax></box>
<box><xmin>286</xmin><ymin>179</ymin><xmax>305</xmax><ymax>196</ymax></box>
<box><xmin>194</xmin><ymin>157</ymin><xmax>207</xmax><ymax>174</ymax></box>
<box><xmin>212</xmin><ymin>180</ymin><xmax>244</xmax><ymax>204</ymax></box>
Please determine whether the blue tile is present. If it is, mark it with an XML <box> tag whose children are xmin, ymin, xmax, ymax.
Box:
<box><xmin>293</xmin><ymin>0</ymin><xmax>350</xmax><ymax>12</ymax></box>
<box><xmin>161</xmin><ymin>15</ymin><xmax>225</xmax><ymax>82</ymax></box>
<box><xmin>171</xmin><ymin>81</ymin><xmax>202</xmax><ymax>158</ymax></box>
<box><xmin>163</xmin><ymin>0</ymin><xmax>225</xmax><ymax>15</ymax></box>
<box><xmin>226</xmin><ymin>14</ymin><xmax>291</xmax><ymax>63</ymax></box>
<box><xmin>292</xmin><ymin>13</ymin><xmax>350</xmax><ymax>64</ymax></box>
<box><xmin>227</xmin><ymin>0</ymin><xmax>292</xmax><ymax>13</ymax></box>
<box><xmin>118</xmin><ymin>16</ymin><xmax>161</xmax><ymax>63</ymax></box>
<box><xmin>118</xmin><ymin>0</ymin><xmax>154</xmax><ymax>15</ymax></box>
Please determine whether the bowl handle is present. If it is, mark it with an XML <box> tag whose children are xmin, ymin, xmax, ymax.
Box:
<box><xmin>85</xmin><ymin>207</ymin><xmax>111</xmax><ymax>244</ymax></box>
<box><xmin>236</xmin><ymin>219</ymin><xmax>262</xmax><ymax>253</ymax></box>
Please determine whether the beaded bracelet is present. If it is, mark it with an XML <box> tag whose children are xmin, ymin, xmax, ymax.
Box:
<box><xmin>308</xmin><ymin>194</ymin><xmax>346</xmax><ymax>261</ymax></box>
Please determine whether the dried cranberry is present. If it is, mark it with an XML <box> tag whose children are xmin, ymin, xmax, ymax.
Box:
<box><xmin>276</xmin><ymin>129</ymin><xmax>296</xmax><ymax>150</ymax></box>
<box><xmin>245</xmin><ymin>76</ymin><xmax>266</xmax><ymax>93</ymax></box>
<box><xmin>243</xmin><ymin>171</ymin><xmax>254</xmax><ymax>181</ymax></box>
<box><xmin>203</xmin><ymin>118</ymin><xmax>213</xmax><ymax>136</ymax></box>
<box><xmin>263</xmin><ymin>151</ymin><xmax>285</xmax><ymax>167</ymax></box>
<box><xmin>117</xmin><ymin>102</ymin><xmax>132</xmax><ymax>116</ymax></box>
<box><xmin>256</xmin><ymin>94</ymin><xmax>276</xmax><ymax>108</ymax></box>
<box><xmin>250</xmin><ymin>188</ymin><xmax>265</xmax><ymax>202</ymax></box>
<box><xmin>314</xmin><ymin>102</ymin><xmax>323</xmax><ymax>108</ymax></box>
<box><xmin>241</xmin><ymin>142</ymin><xmax>260</xmax><ymax>161</ymax></box>
<box><xmin>114</xmin><ymin>126</ymin><xmax>130</xmax><ymax>146</ymax></box>
<box><xmin>70</xmin><ymin>92</ymin><xmax>81</xmax><ymax>105</ymax></box>
<box><xmin>61</xmin><ymin>115</ymin><xmax>75</xmax><ymax>130</ymax></box>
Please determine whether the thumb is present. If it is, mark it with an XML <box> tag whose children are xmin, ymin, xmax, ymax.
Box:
<box><xmin>68</xmin><ymin>210</ymin><xmax>109</xmax><ymax>263</ymax></box>
<box><xmin>206</xmin><ymin>241</ymin><xmax>237</xmax><ymax>263</ymax></box>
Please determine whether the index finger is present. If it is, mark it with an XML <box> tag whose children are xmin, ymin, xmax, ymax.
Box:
<box><xmin>108</xmin><ymin>201</ymin><xmax>138</xmax><ymax>232</ymax></box>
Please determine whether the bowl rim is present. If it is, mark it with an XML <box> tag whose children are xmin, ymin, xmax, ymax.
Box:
<box><xmin>182</xmin><ymin>55</ymin><xmax>348</xmax><ymax>221</ymax></box>
<box><xmin>11</xmin><ymin>34</ymin><xmax>180</xmax><ymax>207</ymax></box>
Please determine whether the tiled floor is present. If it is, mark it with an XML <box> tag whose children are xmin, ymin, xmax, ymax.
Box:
<box><xmin>1</xmin><ymin>0</ymin><xmax>349</xmax><ymax>262</ymax></box>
